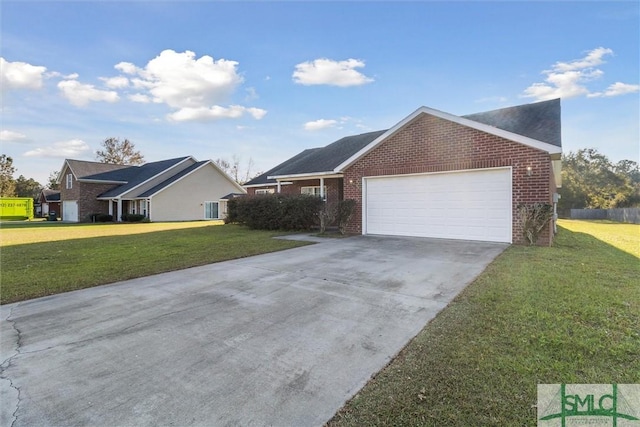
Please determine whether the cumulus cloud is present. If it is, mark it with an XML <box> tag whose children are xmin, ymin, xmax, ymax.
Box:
<box><xmin>0</xmin><ymin>57</ymin><xmax>47</xmax><ymax>90</ymax></box>
<box><xmin>588</xmin><ymin>82</ymin><xmax>640</xmax><ymax>98</ymax></box>
<box><xmin>24</xmin><ymin>139</ymin><xmax>90</xmax><ymax>158</ymax></box>
<box><xmin>167</xmin><ymin>105</ymin><xmax>267</xmax><ymax>122</ymax></box>
<box><xmin>106</xmin><ymin>50</ymin><xmax>265</xmax><ymax>122</ymax></box>
<box><xmin>128</xmin><ymin>93</ymin><xmax>152</xmax><ymax>103</ymax></box>
<box><xmin>304</xmin><ymin>119</ymin><xmax>338</xmax><ymax>131</ymax></box>
<box><xmin>522</xmin><ymin>47</ymin><xmax>638</xmax><ymax>101</ymax></box>
<box><xmin>57</xmin><ymin>78</ymin><xmax>120</xmax><ymax>107</ymax></box>
<box><xmin>114</xmin><ymin>50</ymin><xmax>243</xmax><ymax>108</ymax></box>
<box><xmin>100</xmin><ymin>76</ymin><xmax>129</xmax><ymax>89</ymax></box>
<box><xmin>293</xmin><ymin>58</ymin><xmax>374</xmax><ymax>87</ymax></box>
<box><xmin>0</xmin><ymin>130</ymin><xmax>27</xmax><ymax>142</ymax></box>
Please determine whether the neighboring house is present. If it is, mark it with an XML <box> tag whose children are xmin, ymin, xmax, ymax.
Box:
<box><xmin>38</xmin><ymin>189</ymin><xmax>61</xmax><ymax>218</ymax></box>
<box><xmin>58</xmin><ymin>156</ymin><xmax>245</xmax><ymax>222</ymax></box>
<box><xmin>244</xmin><ymin>99</ymin><xmax>562</xmax><ymax>246</ymax></box>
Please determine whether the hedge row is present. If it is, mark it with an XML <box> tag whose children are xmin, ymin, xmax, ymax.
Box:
<box><xmin>226</xmin><ymin>194</ymin><xmax>324</xmax><ymax>230</ymax></box>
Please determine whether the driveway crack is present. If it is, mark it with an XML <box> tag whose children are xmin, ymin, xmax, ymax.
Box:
<box><xmin>1</xmin><ymin>304</ymin><xmax>23</xmax><ymax>427</ymax></box>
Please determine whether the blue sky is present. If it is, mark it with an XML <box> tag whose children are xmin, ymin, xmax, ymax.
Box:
<box><xmin>1</xmin><ymin>1</ymin><xmax>638</xmax><ymax>184</ymax></box>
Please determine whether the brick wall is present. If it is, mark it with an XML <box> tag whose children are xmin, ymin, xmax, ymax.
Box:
<box><xmin>78</xmin><ymin>183</ymin><xmax>117</xmax><ymax>221</ymax></box>
<box><xmin>343</xmin><ymin>113</ymin><xmax>555</xmax><ymax>246</ymax></box>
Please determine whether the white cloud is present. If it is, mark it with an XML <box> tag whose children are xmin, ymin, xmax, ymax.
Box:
<box><xmin>293</xmin><ymin>58</ymin><xmax>374</xmax><ymax>87</ymax></box>
<box><xmin>124</xmin><ymin>49</ymin><xmax>243</xmax><ymax>108</ymax></box>
<box><xmin>0</xmin><ymin>57</ymin><xmax>47</xmax><ymax>90</ymax></box>
<box><xmin>522</xmin><ymin>47</ymin><xmax>637</xmax><ymax>101</ymax></box>
<box><xmin>100</xmin><ymin>76</ymin><xmax>129</xmax><ymax>89</ymax></box>
<box><xmin>24</xmin><ymin>139</ymin><xmax>90</xmax><ymax>158</ymax></box>
<box><xmin>0</xmin><ymin>130</ymin><xmax>27</xmax><ymax>142</ymax></box>
<box><xmin>114</xmin><ymin>62</ymin><xmax>139</xmax><ymax>75</ymax></box>
<box><xmin>57</xmin><ymin>78</ymin><xmax>120</xmax><ymax>107</ymax></box>
<box><xmin>552</xmin><ymin>47</ymin><xmax>613</xmax><ymax>72</ymax></box>
<box><xmin>167</xmin><ymin>105</ymin><xmax>267</xmax><ymax>122</ymax></box>
<box><xmin>304</xmin><ymin>119</ymin><xmax>338</xmax><ymax>131</ymax></box>
<box><xmin>108</xmin><ymin>50</ymin><xmax>264</xmax><ymax>121</ymax></box>
<box><xmin>128</xmin><ymin>93</ymin><xmax>152</xmax><ymax>103</ymax></box>
<box><xmin>588</xmin><ymin>82</ymin><xmax>640</xmax><ymax>98</ymax></box>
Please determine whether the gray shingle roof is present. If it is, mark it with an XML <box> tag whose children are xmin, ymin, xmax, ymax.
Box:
<box><xmin>139</xmin><ymin>161</ymin><xmax>208</xmax><ymax>197</ymax></box>
<box><xmin>462</xmin><ymin>98</ymin><xmax>561</xmax><ymax>147</ymax></box>
<box><xmin>244</xmin><ymin>130</ymin><xmax>386</xmax><ymax>185</ymax></box>
<box><xmin>245</xmin><ymin>100</ymin><xmax>561</xmax><ymax>187</ymax></box>
<box><xmin>41</xmin><ymin>189</ymin><xmax>60</xmax><ymax>202</ymax></box>
<box><xmin>97</xmin><ymin>157</ymin><xmax>191</xmax><ymax>198</ymax></box>
<box><xmin>66</xmin><ymin>159</ymin><xmax>131</xmax><ymax>180</ymax></box>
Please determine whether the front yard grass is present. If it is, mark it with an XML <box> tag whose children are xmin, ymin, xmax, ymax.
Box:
<box><xmin>0</xmin><ymin>222</ymin><xmax>308</xmax><ymax>304</ymax></box>
<box><xmin>329</xmin><ymin>219</ymin><xmax>639</xmax><ymax>426</ymax></box>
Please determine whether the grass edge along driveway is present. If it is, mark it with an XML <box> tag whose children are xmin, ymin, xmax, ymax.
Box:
<box><xmin>1</xmin><ymin>222</ymin><xmax>309</xmax><ymax>304</ymax></box>
<box><xmin>328</xmin><ymin>219</ymin><xmax>639</xmax><ymax>427</ymax></box>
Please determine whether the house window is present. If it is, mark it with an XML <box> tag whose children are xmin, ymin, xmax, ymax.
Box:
<box><xmin>255</xmin><ymin>189</ymin><xmax>274</xmax><ymax>195</ymax></box>
<box><xmin>204</xmin><ymin>201</ymin><xmax>219</xmax><ymax>220</ymax></box>
<box><xmin>301</xmin><ymin>186</ymin><xmax>328</xmax><ymax>198</ymax></box>
<box><xmin>140</xmin><ymin>200</ymin><xmax>147</xmax><ymax>216</ymax></box>
<box><xmin>66</xmin><ymin>174</ymin><xmax>73</xmax><ymax>189</ymax></box>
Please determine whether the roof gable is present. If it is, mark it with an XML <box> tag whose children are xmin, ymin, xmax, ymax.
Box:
<box><xmin>336</xmin><ymin>102</ymin><xmax>562</xmax><ymax>171</ymax></box>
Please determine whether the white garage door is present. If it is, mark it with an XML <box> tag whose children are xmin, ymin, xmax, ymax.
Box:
<box><xmin>364</xmin><ymin>168</ymin><xmax>512</xmax><ymax>243</ymax></box>
<box><xmin>62</xmin><ymin>200</ymin><xmax>78</xmax><ymax>222</ymax></box>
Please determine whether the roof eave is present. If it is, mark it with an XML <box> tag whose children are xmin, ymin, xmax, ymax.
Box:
<box><xmin>267</xmin><ymin>171</ymin><xmax>343</xmax><ymax>181</ymax></box>
<box><xmin>77</xmin><ymin>178</ymin><xmax>128</xmax><ymax>184</ymax></box>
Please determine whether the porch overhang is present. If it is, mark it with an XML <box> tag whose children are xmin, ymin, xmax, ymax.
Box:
<box><xmin>267</xmin><ymin>171</ymin><xmax>343</xmax><ymax>181</ymax></box>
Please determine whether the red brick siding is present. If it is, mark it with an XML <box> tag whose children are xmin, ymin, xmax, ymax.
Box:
<box><xmin>343</xmin><ymin>113</ymin><xmax>555</xmax><ymax>246</ymax></box>
<box><xmin>59</xmin><ymin>166</ymin><xmax>118</xmax><ymax>222</ymax></box>
<box><xmin>77</xmin><ymin>183</ymin><xmax>118</xmax><ymax>222</ymax></box>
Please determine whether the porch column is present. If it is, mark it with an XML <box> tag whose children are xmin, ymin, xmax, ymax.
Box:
<box><xmin>116</xmin><ymin>198</ymin><xmax>122</xmax><ymax>222</ymax></box>
<box><xmin>108</xmin><ymin>200</ymin><xmax>113</xmax><ymax>217</ymax></box>
<box><xmin>319</xmin><ymin>177</ymin><xmax>325</xmax><ymax>200</ymax></box>
<box><xmin>277</xmin><ymin>181</ymin><xmax>281</xmax><ymax>193</ymax></box>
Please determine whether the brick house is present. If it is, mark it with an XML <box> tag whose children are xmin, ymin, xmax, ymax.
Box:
<box><xmin>244</xmin><ymin>99</ymin><xmax>562</xmax><ymax>245</ymax></box>
<box><xmin>38</xmin><ymin>189</ymin><xmax>61</xmax><ymax>218</ymax></box>
<box><xmin>58</xmin><ymin>156</ymin><xmax>245</xmax><ymax>222</ymax></box>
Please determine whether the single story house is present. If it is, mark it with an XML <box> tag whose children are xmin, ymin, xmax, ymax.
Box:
<box><xmin>244</xmin><ymin>99</ymin><xmax>562</xmax><ymax>246</ymax></box>
<box><xmin>38</xmin><ymin>189</ymin><xmax>61</xmax><ymax>218</ymax></box>
<box><xmin>58</xmin><ymin>156</ymin><xmax>245</xmax><ymax>222</ymax></box>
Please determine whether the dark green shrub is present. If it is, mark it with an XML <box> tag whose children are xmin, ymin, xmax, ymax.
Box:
<box><xmin>121</xmin><ymin>213</ymin><xmax>146</xmax><ymax>222</ymax></box>
<box><xmin>226</xmin><ymin>194</ymin><xmax>323</xmax><ymax>230</ymax></box>
<box><xmin>96</xmin><ymin>214</ymin><xmax>113</xmax><ymax>222</ymax></box>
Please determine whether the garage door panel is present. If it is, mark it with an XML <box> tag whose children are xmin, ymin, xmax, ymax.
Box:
<box><xmin>364</xmin><ymin>169</ymin><xmax>511</xmax><ymax>243</ymax></box>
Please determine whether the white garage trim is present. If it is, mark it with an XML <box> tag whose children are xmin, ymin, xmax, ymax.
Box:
<box><xmin>362</xmin><ymin>167</ymin><xmax>512</xmax><ymax>243</ymax></box>
<box><xmin>62</xmin><ymin>200</ymin><xmax>79</xmax><ymax>222</ymax></box>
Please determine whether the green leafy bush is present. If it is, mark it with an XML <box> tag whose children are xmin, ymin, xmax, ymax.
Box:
<box><xmin>336</xmin><ymin>199</ymin><xmax>356</xmax><ymax>235</ymax></box>
<box><xmin>96</xmin><ymin>214</ymin><xmax>113</xmax><ymax>222</ymax></box>
<box><xmin>226</xmin><ymin>194</ymin><xmax>323</xmax><ymax>230</ymax></box>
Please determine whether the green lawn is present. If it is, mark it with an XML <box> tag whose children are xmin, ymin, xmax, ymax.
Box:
<box><xmin>0</xmin><ymin>221</ymin><xmax>308</xmax><ymax>304</ymax></box>
<box><xmin>329</xmin><ymin>220</ymin><xmax>640</xmax><ymax>426</ymax></box>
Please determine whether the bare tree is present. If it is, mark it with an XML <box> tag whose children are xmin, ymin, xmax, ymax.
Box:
<box><xmin>46</xmin><ymin>171</ymin><xmax>60</xmax><ymax>190</ymax></box>
<box><xmin>96</xmin><ymin>138</ymin><xmax>144</xmax><ymax>165</ymax></box>
<box><xmin>215</xmin><ymin>155</ymin><xmax>259</xmax><ymax>184</ymax></box>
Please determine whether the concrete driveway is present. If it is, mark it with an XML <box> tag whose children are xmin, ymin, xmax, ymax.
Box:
<box><xmin>1</xmin><ymin>235</ymin><xmax>506</xmax><ymax>427</ymax></box>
